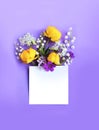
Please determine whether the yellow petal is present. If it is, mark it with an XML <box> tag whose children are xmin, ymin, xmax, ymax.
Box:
<box><xmin>44</xmin><ymin>26</ymin><xmax>62</xmax><ymax>42</ymax></box>
<box><xmin>20</xmin><ymin>48</ymin><xmax>38</xmax><ymax>64</ymax></box>
<box><xmin>47</xmin><ymin>52</ymin><xmax>60</xmax><ymax>65</ymax></box>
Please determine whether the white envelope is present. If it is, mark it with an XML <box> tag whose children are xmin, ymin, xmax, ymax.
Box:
<box><xmin>29</xmin><ymin>66</ymin><xmax>69</xmax><ymax>105</ymax></box>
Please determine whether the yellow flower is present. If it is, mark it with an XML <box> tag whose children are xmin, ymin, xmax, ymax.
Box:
<box><xmin>47</xmin><ymin>52</ymin><xmax>60</xmax><ymax>65</ymax></box>
<box><xmin>44</xmin><ymin>26</ymin><xmax>62</xmax><ymax>42</ymax></box>
<box><xmin>20</xmin><ymin>48</ymin><xmax>39</xmax><ymax>64</ymax></box>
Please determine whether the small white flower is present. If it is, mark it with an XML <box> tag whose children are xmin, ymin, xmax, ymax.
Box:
<box><xmin>19</xmin><ymin>46</ymin><xmax>22</xmax><ymax>49</ymax></box>
<box><xmin>15</xmin><ymin>52</ymin><xmax>18</xmax><ymax>55</ymax></box>
<box><xmin>43</xmin><ymin>40</ymin><xmax>46</xmax><ymax>43</ymax></box>
<box><xmin>62</xmin><ymin>57</ymin><xmax>65</xmax><ymax>60</ymax></box>
<box><xmin>71</xmin><ymin>40</ymin><xmax>75</xmax><ymax>43</ymax></box>
<box><xmin>41</xmin><ymin>37</ymin><xmax>43</xmax><ymax>40</ymax></box>
<box><xmin>37</xmin><ymin>40</ymin><xmax>41</xmax><ymax>43</ymax></box>
<box><xmin>67</xmin><ymin>31</ymin><xmax>71</xmax><ymax>36</ymax></box>
<box><xmin>42</xmin><ymin>43</ymin><xmax>44</xmax><ymax>46</ymax></box>
<box><xmin>71</xmin><ymin>37</ymin><xmax>76</xmax><ymax>43</ymax></box>
<box><xmin>65</xmin><ymin>35</ymin><xmax>68</xmax><ymax>39</ymax></box>
<box><xmin>66</xmin><ymin>53</ymin><xmax>70</xmax><ymax>57</ymax></box>
<box><xmin>16</xmin><ymin>47</ymin><xmax>18</xmax><ymax>50</ymax></box>
<box><xmin>19</xmin><ymin>48</ymin><xmax>24</xmax><ymax>52</ymax></box>
<box><xmin>36</xmin><ymin>45</ymin><xmax>39</xmax><ymax>48</ymax></box>
<box><xmin>61</xmin><ymin>51</ymin><xmax>66</xmax><ymax>57</ymax></box>
<box><xmin>71</xmin><ymin>45</ymin><xmax>75</xmax><ymax>49</ymax></box>
<box><xmin>64</xmin><ymin>40</ymin><xmax>68</xmax><ymax>43</ymax></box>
<box><xmin>66</xmin><ymin>43</ymin><xmax>70</xmax><ymax>47</ymax></box>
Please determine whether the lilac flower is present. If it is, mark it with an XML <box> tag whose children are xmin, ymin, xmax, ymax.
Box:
<box><xmin>43</xmin><ymin>62</ymin><xmax>56</xmax><ymax>72</ymax></box>
<box><xmin>37</xmin><ymin>56</ymin><xmax>46</xmax><ymax>66</ymax></box>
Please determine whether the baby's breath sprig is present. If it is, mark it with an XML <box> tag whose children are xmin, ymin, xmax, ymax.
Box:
<box><xmin>64</xmin><ymin>27</ymin><xmax>76</xmax><ymax>49</ymax></box>
<box><xmin>15</xmin><ymin>43</ymin><xmax>24</xmax><ymax>60</ymax></box>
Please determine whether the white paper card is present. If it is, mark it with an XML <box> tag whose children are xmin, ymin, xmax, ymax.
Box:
<box><xmin>29</xmin><ymin>66</ymin><xmax>69</xmax><ymax>105</ymax></box>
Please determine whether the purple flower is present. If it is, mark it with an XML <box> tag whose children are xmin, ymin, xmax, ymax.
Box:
<box><xmin>43</xmin><ymin>61</ymin><xmax>56</xmax><ymax>72</ymax></box>
<box><xmin>32</xmin><ymin>45</ymin><xmax>37</xmax><ymax>50</ymax></box>
<box><xmin>68</xmin><ymin>51</ymin><xmax>75</xmax><ymax>58</ymax></box>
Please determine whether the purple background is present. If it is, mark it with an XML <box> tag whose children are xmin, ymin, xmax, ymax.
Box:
<box><xmin>0</xmin><ymin>0</ymin><xmax>99</xmax><ymax>129</ymax></box>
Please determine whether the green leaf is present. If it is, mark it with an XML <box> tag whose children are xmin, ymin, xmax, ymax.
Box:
<box><xmin>45</xmin><ymin>49</ymin><xmax>50</xmax><ymax>55</ymax></box>
<box><xmin>39</xmin><ymin>47</ymin><xmax>45</xmax><ymax>55</ymax></box>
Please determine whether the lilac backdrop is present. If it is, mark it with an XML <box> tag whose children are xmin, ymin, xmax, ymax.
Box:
<box><xmin>0</xmin><ymin>0</ymin><xmax>99</xmax><ymax>129</ymax></box>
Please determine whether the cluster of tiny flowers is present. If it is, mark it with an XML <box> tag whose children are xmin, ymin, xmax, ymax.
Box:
<box><xmin>15</xmin><ymin>43</ymin><xmax>24</xmax><ymax>60</ymax></box>
<box><xmin>14</xmin><ymin>26</ymin><xmax>76</xmax><ymax>72</ymax></box>
<box><xmin>36</xmin><ymin>34</ymin><xmax>47</xmax><ymax>49</ymax></box>
<box><xmin>63</xmin><ymin>27</ymin><xmax>76</xmax><ymax>64</ymax></box>
<box><xmin>64</xmin><ymin>27</ymin><xmax>76</xmax><ymax>49</ymax></box>
<box><xmin>19</xmin><ymin>33</ymin><xmax>36</xmax><ymax>46</ymax></box>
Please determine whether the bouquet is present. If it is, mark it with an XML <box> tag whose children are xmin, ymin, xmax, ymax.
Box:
<box><xmin>15</xmin><ymin>26</ymin><xmax>76</xmax><ymax>72</ymax></box>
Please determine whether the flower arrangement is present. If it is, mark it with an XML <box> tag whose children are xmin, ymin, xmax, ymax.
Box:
<box><xmin>15</xmin><ymin>26</ymin><xmax>76</xmax><ymax>71</ymax></box>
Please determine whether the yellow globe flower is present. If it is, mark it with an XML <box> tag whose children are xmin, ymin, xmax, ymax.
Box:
<box><xmin>47</xmin><ymin>52</ymin><xmax>60</xmax><ymax>65</ymax></box>
<box><xmin>20</xmin><ymin>48</ymin><xmax>39</xmax><ymax>64</ymax></box>
<box><xmin>44</xmin><ymin>26</ymin><xmax>62</xmax><ymax>42</ymax></box>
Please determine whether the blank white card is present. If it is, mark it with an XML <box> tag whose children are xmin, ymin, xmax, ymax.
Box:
<box><xmin>29</xmin><ymin>66</ymin><xmax>69</xmax><ymax>105</ymax></box>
